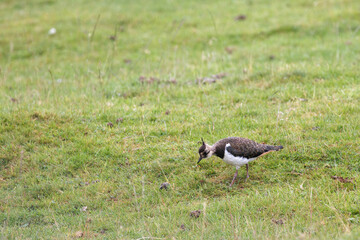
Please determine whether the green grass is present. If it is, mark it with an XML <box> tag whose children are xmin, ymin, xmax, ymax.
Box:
<box><xmin>1</xmin><ymin>0</ymin><xmax>360</xmax><ymax>239</ymax></box>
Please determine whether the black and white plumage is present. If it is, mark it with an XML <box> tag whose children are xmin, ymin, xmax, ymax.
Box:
<box><xmin>198</xmin><ymin>137</ymin><xmax>283</xmax><ymax>187</ymax></box>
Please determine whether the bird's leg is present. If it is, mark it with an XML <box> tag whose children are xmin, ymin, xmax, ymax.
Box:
<box><xmin>245</xmin><ymin>164</ymin><xmax>249</xmax><ymax>181</ymax></box>
<box><xmin>229</xmin><ymin>169</ymin><xmax>238</xmax><ymax>187</ymax></box>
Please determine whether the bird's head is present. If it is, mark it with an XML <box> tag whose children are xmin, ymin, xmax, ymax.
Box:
<box><xmin>197</xmin><ymin>138</ymin><xmax>213</xmax><ymax>164</ymax></box>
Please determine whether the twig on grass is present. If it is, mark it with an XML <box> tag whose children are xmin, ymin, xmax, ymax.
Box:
<box><xmin>131</xmin><ymin>180</ymin><xmax>140</xmax><ymax>213</ymax></box>
<box><xmin>89</xmin><ymin>14</ymin><xmax>101</xmax><ymax>43</ymax></box>
<box><xmin>201</xmin><ymin>201</ymin><xmax>207</xmax><ymax>240</ymax></box>
<box><xmin>18</xmin><ymin>150</ymin><xmax>24</xmax><ymax>178</ymax></box>
<box><xmin>325</xmin><ymin>197</ymin><xmax>350</xmax><ymax>233</ymax></box>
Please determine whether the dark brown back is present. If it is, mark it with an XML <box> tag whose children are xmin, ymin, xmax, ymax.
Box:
<box><xmin>213</xmin><ymin>137</ymin><xmax>282</xmax><ymax>159</ymax></box>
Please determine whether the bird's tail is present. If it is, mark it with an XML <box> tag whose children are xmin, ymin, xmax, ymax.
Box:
<box><xmin>273</xmin><ymin>145</ymin><xmax>283</xmax><ymax>151</ymax></box>
<box><xmin>266</xmin><ymin>145</ymin><xmax>283</xmax><ymax>151</ymax></box>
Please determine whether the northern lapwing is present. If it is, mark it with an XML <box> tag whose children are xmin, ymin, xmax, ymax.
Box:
<box><xmin>197</xmin><ymin>137</ymin><xmax>283</xmax><ymax>187</ymax></box>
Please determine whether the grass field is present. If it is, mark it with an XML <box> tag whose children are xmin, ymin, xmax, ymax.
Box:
<box><xmin>1</xmin><ymin>0</ymin><xmax>360</xmax><ymax>239</ymax></box>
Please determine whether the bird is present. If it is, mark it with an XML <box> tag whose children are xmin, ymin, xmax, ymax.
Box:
<box><xmin>197</xmin><ymin>137</ymin><xmax>283</xmax><ymax>187</ymax></box>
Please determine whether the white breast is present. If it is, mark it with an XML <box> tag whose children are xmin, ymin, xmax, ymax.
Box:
<box><xmin>223</xmin><ymin>148</ymin><xmax>256</xmax><ymax>169</ymax></box>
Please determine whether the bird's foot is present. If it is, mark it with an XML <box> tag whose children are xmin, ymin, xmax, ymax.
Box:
<box><xmin>245</xmin><ymin>164</ymin><xmax>249</xmax><ymax>182</ymax></box>
<box><xmin>229</xmin><ymin>170</ymin><xmax>238</xmax><ymax>187</ymax></box>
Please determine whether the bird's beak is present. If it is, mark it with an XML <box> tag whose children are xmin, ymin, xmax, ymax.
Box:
<box><xmin>197</xmin><ymin>156</ymin><xmax>203</xmax><ymax>164</ymax></box>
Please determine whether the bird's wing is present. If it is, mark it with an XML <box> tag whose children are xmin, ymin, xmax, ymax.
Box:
<box><xmin>225</xmin><ymin>145</ymin><xmax>245</xmax><ymax>157</ymax></box>
<box><xmin>227</xmin><ymin>138</ymin><xmax>269</xmax><ymax>159</ymax></box>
